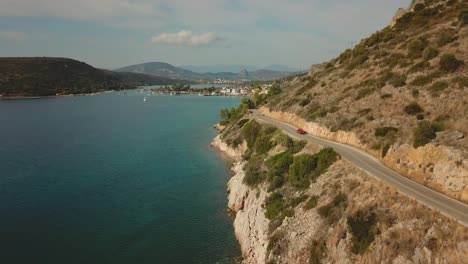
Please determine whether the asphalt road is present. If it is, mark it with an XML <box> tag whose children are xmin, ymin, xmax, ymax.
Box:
<box><xmin>251</xmin><ymin>110</ymin><xmax>468</xmax><ymax>227</ymax></box>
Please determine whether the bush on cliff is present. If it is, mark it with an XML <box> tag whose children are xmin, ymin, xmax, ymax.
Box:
<box><xmin>318</xmin><ymin>193</ymin><xmax>347</xmax><ymax>224</ymax></box>
<box><xmin>439</xmin><ymin>54</ymin><xmax>464</xmax><ymax>73</ymax></box>
<box><xmin>265</xmin><ymin>192</ymin><xmax>288</xmax><ymax>220</ymax></box>
<box><xmin>347</xmin><ymin>210</ymin><xmax>377</xmax><ymax>255</ymax></box>
<box><xmin>288</xmin><ymin>148</ymin><xmax>338</xmax><ymax>188</ymax></box>
<box><xmin>243</xmin><ymin>155</ymin><xmax>266</xmax><ymax>187</ymax></box>
<box><xmin>413</xmin><ymin>121</ymin><xmax>443</xmax><ymax>148</ymax></box>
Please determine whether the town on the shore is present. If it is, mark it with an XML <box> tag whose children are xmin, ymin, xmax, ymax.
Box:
<box><xmin>150</xmin><ymin>83</ymin><xmax>277</xmax><ymax>97</ymax></box>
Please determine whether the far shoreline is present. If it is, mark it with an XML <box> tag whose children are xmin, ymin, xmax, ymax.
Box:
<box><xmin>0</xmin><ymin>90</ymin><xmax>116</xmax><ymax>100</ymax></box>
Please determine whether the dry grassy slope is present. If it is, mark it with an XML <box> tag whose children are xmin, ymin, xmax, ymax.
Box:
<box><xmin>266</xmin><ymin>0</ymin><xmax>468</xmax><ymax>201</ymax></box>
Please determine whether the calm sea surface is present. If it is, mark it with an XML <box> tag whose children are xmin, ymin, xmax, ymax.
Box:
<box><xmin>0</xmin><ymin>92</ymin><xmax>241</xmax><ymax>264</ymax></box>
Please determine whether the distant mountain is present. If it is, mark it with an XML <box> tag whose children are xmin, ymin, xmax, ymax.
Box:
<box><xmin>107</xmin><ymin>71</ymin><xmax>187</xmax><ymax>86</ymax></box>
<box><xmin>180</xmin><ymin>64</ymin><xmax>302</xmax><ymax>73</ymax></box>
<box><xmin>117</xmin><ymin>62</ymin><xmax>301</xmax><ymax>82</ymax></box>
<box><xmin>0</xmin><ymin>57</ymin><xmax>184</xmax><ymax>97</ymax></box>
<box><xmin>262</xmin><ymin>65</ymin><xmax>302</xmax><ymax>72</ymax></box>
<box><xmin>180</xmin><ymin>64</ymin><xmax>258</xmax><ymax>73</ymax></box>
<box><xmin>116</xmin><ymin>62</ymin><xmax>206</xmax><ymax>81</ymax></box>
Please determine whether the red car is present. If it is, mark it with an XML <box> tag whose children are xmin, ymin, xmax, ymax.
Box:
<box><xmin>296</xmin><ymin>128</ymin><xmax>307</xmax><ymax>135</ymax></box>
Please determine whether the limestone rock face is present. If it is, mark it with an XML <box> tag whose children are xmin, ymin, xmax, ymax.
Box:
<box><xmin>259</xmin><ymin>107</ymin><xmax>364</xmax><ymax>149</ymax></box>
<box><xmin>228</xmin><ymin>174</ymin><xmax>269</xmax><ymax>264</ymax></box>
<box><xmin>259</xmin><ymin>107</ymin><xmax>468</xmax><ymax>203</ymax></box>
<box><xmin>385</xmin><ymin>143</ymin><xmax>468</xmax><ymax>201</ymax></box>
<box><xmin>211</xmin><ymin>134</ymin><xmax>246</xmax><ymax>159</ymax></box>
<box><xmin>212</xmin><ymin>135</ymin><xmax>268</xmax><ymax>263</ymax></box>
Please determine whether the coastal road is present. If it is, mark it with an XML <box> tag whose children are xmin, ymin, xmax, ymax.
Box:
<box><xmin>251</xmin><ymin>110</ymin><xmax>468</xmax><ymax>227</ymax></box>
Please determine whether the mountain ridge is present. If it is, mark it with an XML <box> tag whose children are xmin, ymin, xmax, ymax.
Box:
<box><xmin>116</xmin><ymin>61</ymin><xmax>303</xmax><ymax>81</ymax></box>
<box><xmin>0</xmin><ymin>57</ymin><xmax>186</xmax><ymax>97</ymax></box>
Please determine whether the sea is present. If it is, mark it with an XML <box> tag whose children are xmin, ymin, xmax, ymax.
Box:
<box><xmin>0</xmin><ymin>91</ymin><xmax>242</xmax><ymax>264</ymax></box>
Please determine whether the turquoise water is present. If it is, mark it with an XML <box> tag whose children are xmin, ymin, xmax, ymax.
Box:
<box><xmin>0</xmin><ymin>92</ymin><xmax>241</xmax><ymax>264</ymax></box>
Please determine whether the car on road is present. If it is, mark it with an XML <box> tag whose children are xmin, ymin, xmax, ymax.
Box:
<box><xmin>296</xmin><ymin>128</ymin><xmax>307</xmax><ymax>134</ymax></box>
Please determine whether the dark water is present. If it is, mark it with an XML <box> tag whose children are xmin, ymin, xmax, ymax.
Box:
<box><xmin>0</xmin><ymin>92</ymin><xmax>241</xmax><ymax>264</ymax></box>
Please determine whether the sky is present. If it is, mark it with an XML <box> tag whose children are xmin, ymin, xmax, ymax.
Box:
<box><xmin>0</xmin><ymin>0</ymin><xmax>410</xmax><ymax>69</ymax></box>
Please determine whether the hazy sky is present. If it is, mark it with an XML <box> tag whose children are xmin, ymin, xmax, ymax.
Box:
<box><xmin>0</xmin><ymin>0</ymin><xmax>409</xmax><ymax>69</ymax></box>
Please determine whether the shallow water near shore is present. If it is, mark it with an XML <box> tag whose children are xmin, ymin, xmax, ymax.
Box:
<box><xmin>0</xmin><ymin>91</ymin><xmax>241</xmax><ymax>264</ymax></box>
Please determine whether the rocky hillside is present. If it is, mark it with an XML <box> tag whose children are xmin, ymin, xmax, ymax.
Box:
<box><xmin>0</xmin><ymin>57</ymin><xmax>182</xmax><ymax>97</ymax></box>
<box><xmin>261</xmin><ymin>0</ymin><xmax>468</xmax><ymax>202</ymax></box>
<box><xmin>212</xmin><ymin>112</ymin><xmax>467</xmax><ymax>264</ymax></box>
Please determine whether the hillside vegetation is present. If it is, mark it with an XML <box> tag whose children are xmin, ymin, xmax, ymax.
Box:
<box><xmin>261</xmin><ymin>0</ymin><xmax>468</xmax><ymax>201</ymax></box>
<box><xmin>217</xmin><ymin>113</ymin><xmax>467</xmax><ymax>264</ymax></box>
<box><xmin>0</xmin><ymin>57</ymin><xmax>182</xmax><ymax>97</ymax></box>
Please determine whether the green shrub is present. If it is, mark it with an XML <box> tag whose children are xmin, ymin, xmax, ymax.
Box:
<box><xmin>303</xmin><ymin>195</ymin><xmax>319</xmax><ymax>210</ymax></box>
<box><xmin>436</xmin><ymin>31</ymin><xmax>457</xmax><ymax>47</ymax></box>
<box><xmin>430</xmin><ymin>81</ymin><xmax>449</xmax><ymax>93</ymax></box>
<box><xmin>404</xmin><ymin>102</ymin><xmax>424</xmax><ymax>115</ymax></box>
<box><xmin>380</xmin><ymin>93</ymin><xmax>392</xmax><ymax>99</ymax></box>
<box><xmin>411</xmin><ymin>75</ymin><xmax>431</xmax><ymax>86</ymax></box>
<box><xmin>413</xmin><ymin>121</ymin><xmax>443</xmax><ymax>148</ymax></box>
<box><xmin>381</xmin><ymin>144</ymin><xmax>391</xmax><ymax>158</ymax></box>
<box><xmin>407</xmin><ymin>38</ymin><xmax>428</xmax><ymax>58</ymax></box>
<box><xmin>219</xmin><ymin>102</ymin><xmax>249</xmax><ymax>125</ymax></box>
<box><xmin>242</xmin><ymin>120</ymin><xmax>261</xmax><ymax>148</ymax></box>
<box><xmin>358</xmin><ymin>108</ymin><xmax>372</xmax><ymax>115</ymax></box>
<box><xmin>452</xmin><ymin>76</ymin><xmax>468</xmax><ymax>89</ymax></box>
<box><xmin>375</xmin><ymin>127</ymin><xmax>399</xmax><ymax>137</ymax></box>
<box><xmin>266</xmin><ymin>151</ymin><xmax>294</xmax><ymax>178</ymax></box>
<box><xmin>244</xmin><ymin>155</ymin><xmax>266</xmax><ymax>187</ymax></box>
<box><xmin>237</xmin><ymin>119</ymin><xmax>250</xmax><ymax>127</ymax></box>
<box><xmin>422</xmin><ymin>46</ymin><xmax>439</xmax><ymax>60</ymax></box>
<box><xmin>439</xmin><ymin>54</ymin><xmax>464</xmax><ymax>72</ymax></box>
<box><xmin>270</xmin><ymin>83</ymin><xmax>282</xmax><ymax>96</ymax></box>
<box><xmin>254</xmin><ymin>135</ymin><xmax>274</xmax><ymax>155</ymax></box>
<box><xmin>414</xmin><ymin>3</ymin><xmax>425</xmax><ymax>11</ymax></box>
<box><xmin>408</xmin><ymin>61</ymin><xmax>430</xmax><ymax>73</ymax></box>
<box><xmin>300</xmin><ymin>98</ymin><xmax>311</xmax><ymax>107</ymax></box>
<box><xmin>305</xmin><ymin>103</ymin><xmax>331</xmax><ymax>121</ymax></box>
<box><xmin>388</xmin><ymin>73</ymin><xmax>407</xmax><ymax>87</ymax></box>
<box><xmin>288</xmin><ymin>154</ymin><xmax>318</xmax><ymax>188</ymax></box>
<box><xmin>347</xmin><ymin>210</ymin><xmax>377</xmax><ymax>255</ymax></box>
<box><xmin>277</xmin><ymin>134</ymin><xmax>307</xmax><ymax>154</ymax></box>
<box><xmin>265</xmin><ymin>192</ymin><xmax>287</xmax><ymax>220</ymax></box>
<box><xmin>288</xmin><ymin>148</ymin><xmax>338</xmax><ymax>188</ymax></box>
<box><xmin>347</xmin><ymin>54</ymin><xmax>369</xmax><ymax>70</ymax></box>
<box><xmin>268</xmin><ymin>176</ymin><xmax>284</xmax><ymax>191</ymax></box>
<box><xmin>318</xmin><ymin>193</ymin><xmax>348</xmax><ymax>224</ymax></box>
<box><xmin>312</xmin><ymin>148</ymin><xmax>339</xmax><ymax>178</ymax></box>
<box><xmin>309</xmin><ymin>240</ymin><xmax>326</xmax><ymax>264</ymax></box>
<box><xmin>460</xmin><ymin>9</ymin><xmax>468</xmax><ymax>25</ymax></box>
<box><xmin>355</xmin><ymin>87</ymin><xmax>375</xmax><ymax>100</ymax></box>
<box><xmin>291</xmin><ymin>195</ymin><xmax>309</xmax><ymax>208</ymax></box>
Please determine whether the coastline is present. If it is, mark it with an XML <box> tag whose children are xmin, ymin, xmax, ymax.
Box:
<box><xmin>210</xmin><ymin>120</ymin><xmax>468</xmax><ymax>264</ymax></box>
<box><xmin>211</xmin><ymin>128</ymin><xmax>269</xmax><ymax>264</ymax></box>
<box><xmin>0</xmin><ymin>90</ymin><xmax>116</xmax><ymax>100</ymax></box>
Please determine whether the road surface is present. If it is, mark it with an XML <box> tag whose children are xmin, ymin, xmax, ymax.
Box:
<box><xmin>251</xmin><ymin>110</ymin><xmax>468</xmax><ymax>227</ymax></box>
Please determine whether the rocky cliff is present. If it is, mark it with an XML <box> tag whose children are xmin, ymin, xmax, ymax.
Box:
<box><xmin>212</xmin><ymin>118</ymin><xmax>468</xmax><ymax>264</ymax></box>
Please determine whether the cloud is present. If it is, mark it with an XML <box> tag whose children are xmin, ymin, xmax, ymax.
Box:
<box><xmin>151</xmin><ymin>30</ymin><xmax>220</xmax><ymax>46</ymax></box>
<box><xmin>0</xmin><ymin>31</ymin><xmax>29</xmax><ymax>40</ymax></box>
